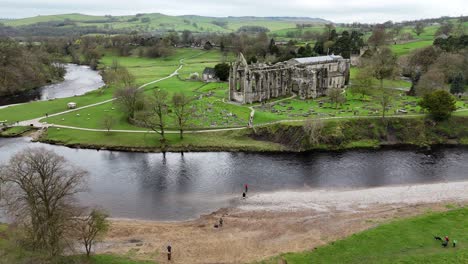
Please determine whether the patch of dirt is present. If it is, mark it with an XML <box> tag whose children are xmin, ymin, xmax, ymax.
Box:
<box><xmin>98</xmin><ymin>202</ymin><xmax>462</xmax><ymax>264</ymax></box>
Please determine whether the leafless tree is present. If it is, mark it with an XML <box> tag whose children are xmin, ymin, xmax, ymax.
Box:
<box><xmin>303</xmin><ymin>118</ymin><xmax>325</xmax><ymax>146</ymax></box>
<box><xmin>378</xmin><ymin>87</ymin><xmax>393</xmax><ymax>120</ymax></box>
<box><xmin>75</xmin><ymin>209</ymin><xmax>109</xmax><ymax>257</ymax></box>
<box><xmin>172</xmin><ymin>93</ymin><xmax>195</xmax><ymax>139</ymax></box>
<box><xmin>327</xmin><ymin>87</ymin><xmax>346</xmax><ymax>109</ymax></box>
<box><xmin>0</xmin><ymin>148</ymin><xmax>87</xmax><ymax>256</ymax></box>
<box><xmin>114</xmin><ymin>86</ymin><xmax>143</xmax><ymax>120</ymax></box>
<box><xmin>101</xmin><ymin>114</ymin><xmax>116</xmax><ymax>133</ymax></box>
<box><xmin>351</xmin><ymin>70</ymin><xmax>373</xmax><ymax>100</ymax></box>
<box><xmin>139</xmin><ymin>89</ymin><xmax>169</xmax><ymax>143</ymax></box>
<box><xmin>364</xmin><ymin>47</ymin><xmax>398</xmax><ymax>89</ymax></box>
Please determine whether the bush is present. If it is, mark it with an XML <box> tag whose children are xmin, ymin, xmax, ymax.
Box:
<box><xmin>419</xmin><ymin>90</ymin><xmax>457</xmax><ymax>120</ymax></box>
<box><xmin>214</xmin><ymin>63</ymin><xmax>230</xmax><ymax>81</ymax></box>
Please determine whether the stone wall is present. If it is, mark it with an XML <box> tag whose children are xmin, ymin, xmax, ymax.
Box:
<box><xmin>229</xmin><ymin>53</ymin><xmax>350</xmax><ymax>104</ymax></box>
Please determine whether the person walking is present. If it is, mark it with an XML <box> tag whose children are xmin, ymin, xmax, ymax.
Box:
<box><xmin>219</xmin><ymin>217</ymin><xmax>223</xmax><ymax>227</ymax></box>
<box><xmin>167</xmin><ymin>244</ymin><xmax>172</xmax><ymax>261</ymax></box>
<box><xmin>244</xmin><ymin>183</ymin><xmax>248</xmax><ymax>193</ymax></box>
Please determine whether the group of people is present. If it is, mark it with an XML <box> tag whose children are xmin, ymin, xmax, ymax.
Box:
<box><xmin>435</xmin><ymin>235</ymin><xmax>457</xmax><ymax>247</ymax></box>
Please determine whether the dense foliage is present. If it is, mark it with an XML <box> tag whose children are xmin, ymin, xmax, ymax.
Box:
<box><xmin>419</xmin><ymin>90</ymin><xmax>457</xmax><ymax>120</ymax></box>
<box><xmin>0</xmin><ymin>38</ymin><xmax>65</xmax><ymax>96</ymax></box>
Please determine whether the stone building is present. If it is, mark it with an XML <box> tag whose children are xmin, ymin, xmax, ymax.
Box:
<box><xmin>229</xmin><ymin>53</ymin><xmax>350</xmax><ymax>104</ymax></box>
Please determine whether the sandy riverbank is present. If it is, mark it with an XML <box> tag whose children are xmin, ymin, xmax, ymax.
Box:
<box><xmin>96</xmin><ymin>181</ymin><xmax>468</xmax><ymax>264</ymax></box>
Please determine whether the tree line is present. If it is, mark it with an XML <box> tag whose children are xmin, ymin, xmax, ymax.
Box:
<box><xmin>0</xmin><ymin>38</ymin><xmax>65</xmax><ymax>96</ymax></box>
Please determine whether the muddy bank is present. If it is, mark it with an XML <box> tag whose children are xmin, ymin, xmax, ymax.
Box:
<box><xmin>97</xmin><ymin>181</ymin><xmax>468</xmax><ymax>263</ymax></box>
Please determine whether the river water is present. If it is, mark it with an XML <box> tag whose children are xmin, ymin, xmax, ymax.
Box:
<box><xmin>0</xmin><ymin>137</ymin><xmax>467</xmax><ymax>221</ymax></box>
<box><xmin>0</xmin><ymin>64</ymin><xmax>104</xmax><ymax>107</ymax></box>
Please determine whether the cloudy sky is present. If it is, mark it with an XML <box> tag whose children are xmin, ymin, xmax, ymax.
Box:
<box><xmin>0</xmin><ymin>0</ymin><xmax>466</xmax><ymax>23</ymax></box>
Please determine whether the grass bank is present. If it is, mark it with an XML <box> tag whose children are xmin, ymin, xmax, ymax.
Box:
<box><xmin>260</xmin><ymin>207</ymin><xmax>468</xmax><ymax>264</ymax></box>
<box><xmin>0</xmin><ymin>126</ymin><xmax>35</xmax><ymax>137</ymax></box>
<box><xmin>38</xmin><ymin>116</ymin><xmax>468</xmax><ymax>152</ymax></box>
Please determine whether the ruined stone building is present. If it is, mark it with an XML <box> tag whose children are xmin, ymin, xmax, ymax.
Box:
<box><xmin>229</xmin><ymin>53</ymin><xmax>350</xmax><ymax>104</ymax></box>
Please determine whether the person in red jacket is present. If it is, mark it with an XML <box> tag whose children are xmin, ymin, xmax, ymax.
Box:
<box><xmin>244</xmin><ymin>183</ymin><xmax>248</xmax><ymax>193</ymax></box>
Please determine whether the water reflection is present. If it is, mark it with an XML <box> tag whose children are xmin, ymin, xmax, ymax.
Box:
<box><xmin>0</xmin><ymin>137</ymin><xmax>467</xmax><ymax>220</ymax></box>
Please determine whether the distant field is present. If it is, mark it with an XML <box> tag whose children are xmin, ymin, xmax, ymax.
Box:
<box><xmin>3</xmin><ymin>13</ymin><xmax>329</xmax><ymax>33</ymax></box>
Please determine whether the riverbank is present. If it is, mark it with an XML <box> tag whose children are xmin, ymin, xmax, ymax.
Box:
<box><xmin>98</xmin><ymin>181</ymin><xmax>468</xmax><ymax>264</ymax></box>
<box><xmin>33</xmin><ymin>116</ymin><xmax>468</xmax><ymax>153</ymax></box>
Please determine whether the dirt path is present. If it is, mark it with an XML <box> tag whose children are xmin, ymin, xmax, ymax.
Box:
<box><xmin>96</xmin><ymin>181</ymin><xmax>468</xmax><ymax>264</ymax></box>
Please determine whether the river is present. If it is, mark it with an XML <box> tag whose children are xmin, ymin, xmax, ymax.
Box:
<box><xmin>0</xmin><ymin>137</ymin><xmax>467</xmax><ymax>221</ymax></box>
<box><xmin>0</xmin><ymin>64</ymin><xmax>104</xmax><ymax>107</ymax></box>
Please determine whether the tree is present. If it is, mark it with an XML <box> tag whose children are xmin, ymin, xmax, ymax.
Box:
<box><xmin>415</xmin><ymin>69</ymin><xmax>446</xmax><ymax>96</ymax></box>
<box><xmin>419</xmin><ymin>90</ymin><xmax>457</xmax><ymax>120</ymax></box>
<box><xmin>368</xmin><ymin>25</ymin><xmax>387</xmax><ymax>47</ymax></box>
<box><xmin>0</xmin><ymin>148</ymin><xmax>87</xmax><ymax>256</ymax></box>
<box><xmin>450</xmin><ymin>72</ymin><xmax>466</xmax><ymax>95</ymax></box>
<box><xmin>140</xmin><ymin>89</ymin><xmax>169</xmax><ymax>143</ymax></box>
<box><xmin>328</xmin><ymin>87</ymin><xmax>346</xmax><ymax>108</ymax></box>
<box><xmin>101</xmin><ymin>114</ymin><xmax>116</xmax><ymax>133</ymax></box>
<box><xmin>351</xmin><ymin>70</ymin><xmax>373</xmax><ymax>100</ymax></box>
<box><xmin>364</xmin><ymin>47</ymin><xmax>398</xmax><ymax>89</ymax></box>
<box><xmin>378</xmin><ymin>87</ymin><xmax>393</xmax><ymax>120</ymax></box>
<box><xmin>414</xmin><ymin>22</ymin><xmax>425</xmax><ymax>36</ymax></box>
<box><xmin>114</xmin><ymin>86</ymin><xmax>143</xmax><ymax>120</ymax></box>
<box><xmin>76</xmin><ymin>209</ymin><xmax>109</xmax><ymax>257</ymax></box>
<box><xmin>403</xmin><ymin>46</ymin><xmax>440</xmax><ymax>95</ymax></box>
<box><xmin>303</xmin><ymin>118</ymin><xmax>325</xmax><ymax>146</ymax></box>
<box><xmin>435</xmin><ymin>22</ymin><xmax>454</xmax><ymax>36</ymax></box>
<box><xmin>172</xmin><ymin>93</ymin><xmax>195</xmax><ymax>139</ymax></box>
<box><xmin>214</xmin><ymin>63</ymin><xmax>230</xmax><ymax>81</ymax></box>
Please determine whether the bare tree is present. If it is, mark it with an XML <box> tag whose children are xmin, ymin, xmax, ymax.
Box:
<box><xmin>364</xmin><ymin>47</ymin><xmax>398</xmax><ymax>89</ymax></box>
<box><xmin>139</xmin><ymin>89</ymin><xmax>169</xmax><ymax>143</ymax></box>
<box><xmin>0</xmin><ymin>148</ymin><xmax>87</xmax><ymax>256</ymax></box>
<box><xmin>172</xmin><ymin>93</ymin><xmax>195</xmax><ymax>139</ymax></box>
<box><xmin>303</xmin><ymin>118</ymin><xmax>325</xmax><ymax>146</ymax></box>
<box><xmin>76</xmin><ymin>209</ymin><xmax>109</xmax><ymax>257</ymax></box>
<box><xmin>351</xmin><ymin>70</ymin><xmax>373</xmax><ymax>100</ymax></box>
<box><xmin>114</xmin><ymin>86</ymin><xmax>143</xmax><ymax>120</ymax></box>
<box><xmin>327</xmin><ymin>87</ymin><xmax>346</xmax><ymax>109</ymax></box>
<box><xmin>415</xmin><ymin>69</ymin><xmax>447</xmax><ymax>96</ymax></box>
<box><xmin>101</xmin><ymin>114</ymin><xmax>116</xmax><ymax>133</ymax></box>
<box><xmin>378</xmin><ymin>87</ymin><xmax>393</xmax><ymax>120</ymax></box>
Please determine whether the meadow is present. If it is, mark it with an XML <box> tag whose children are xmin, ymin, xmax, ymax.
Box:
<box><xmin>260</xmin><ymin>207</ymin><xmax>468</xmax><ymax>264</ymax></box>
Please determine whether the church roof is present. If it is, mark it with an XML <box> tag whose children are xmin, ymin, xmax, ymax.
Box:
<box><xmin>203</xmin><ymin>67</ymin><xmax>216</xmax><ymax>75</ymax></box>
<box><xmin>291</xmin><ymin>55</ymin><xmax>343</xmax><ymax>64</ymax></box>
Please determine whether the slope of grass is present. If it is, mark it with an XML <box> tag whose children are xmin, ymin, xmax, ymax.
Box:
<box><xmin>4</xmin><ymin>13</ymin><xmax>328</xmax><ymax>33</ymax></box>
<box><xmin>260</xmin><ymin>208</ymin><xmax>468</xmax><ymax>264</ymax></box>
<box><xmin>390</xmin><ymin>40</ymin><xmax>434</xmax><ymax>56</ymax></box>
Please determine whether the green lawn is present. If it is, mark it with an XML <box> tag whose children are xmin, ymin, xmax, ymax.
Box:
<box><xmin>42</xmin><ymin>126</ymin><xmax>284</xmax><ymax>152</ymax></box>
<box><xmin>0</xmin><ymin>126</ymin><xmax>33</xmax><ymax>137</ymax></box>
<box><xmin>260</xmin><ymin>207</ymin><xmax>468</xmax><ymax>264</ymax></box>
<box><xmin>390</xmin><ymin>40</ymin><xmax>434</xmax><ymax>56</ymax></box>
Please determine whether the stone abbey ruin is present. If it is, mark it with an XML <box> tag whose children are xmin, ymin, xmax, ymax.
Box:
<box><xmin>229</xmin><ymin>53</ymin><xmax>351</xmax><ymax>104</ymax></box>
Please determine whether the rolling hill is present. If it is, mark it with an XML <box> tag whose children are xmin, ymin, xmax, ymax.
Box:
<box><xmin>2</xmin><ymin>13</ymin><xmax>331</xmax><ymax>33</ymax></box>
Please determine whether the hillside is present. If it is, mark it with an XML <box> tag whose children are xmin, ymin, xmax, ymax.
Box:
<box><xmin>2</xmin><ymin>13</ymin><xmax>330</xmax><ymax>33</ymax></box>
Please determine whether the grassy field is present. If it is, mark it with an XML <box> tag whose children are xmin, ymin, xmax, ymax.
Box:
<box><xmin>390</xmin><ymin>40</ymin><xmax>434</xmax><ymax>56</ymax></box>
<box><xmin>4</xmin><ymin>13</ymin><xmax>327</xmax><ymax>33</ymax></box>
<box><xmin>0</xmin><ymin>126</ymin><xmax>34</xmax><ymax>137</ymax></box>
<box><xmin>260</xmin><ymin>207</ymin><xmax>468</xmax><ymax>264</ymax></box>
<box><xmin>41</xmin><ymin>126</ymin><xmax>284</xmax><ymax>152</ymax></box>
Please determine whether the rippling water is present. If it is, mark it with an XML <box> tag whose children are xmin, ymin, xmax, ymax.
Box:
<box><xmin>0</xmin><ymin>137</ymin><xmax>467</xmax><ymax>221</ymax></box>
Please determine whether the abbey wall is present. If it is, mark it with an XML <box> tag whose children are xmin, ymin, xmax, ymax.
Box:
<box><xmin>229</xmin><ymin>53</ymin><xmax>350</xmax><ymax>104</ymax></box>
